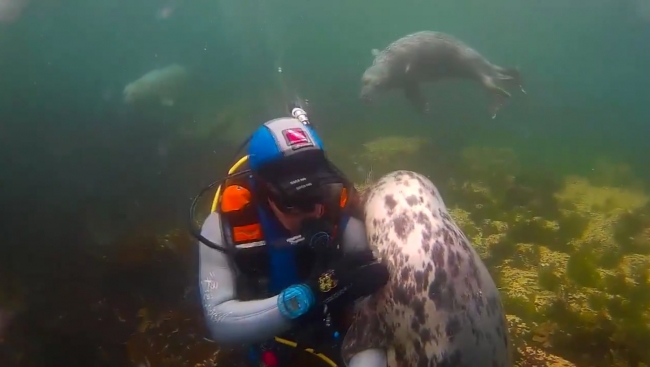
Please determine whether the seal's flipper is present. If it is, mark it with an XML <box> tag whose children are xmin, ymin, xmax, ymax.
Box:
<box><xmin>488</xmin><ymin>90</ymin><xmax>510</xmax><ymax>119</ymax></box>
<box><xmin>341</xmin><ymin>300</ymin><xmax>387</xmax><ymax>366</ymax></box>
<box><xmin>482</xmin><ymin>77</ymin><xmax>511</xmax><ymax>119</ymax></box>
<box><xmin>496</xmin><ymin>67</ymin><xmax>526</xmax><ymax>94</ymax></box>
<box><xmin>404</xmin><ymin>82</ymin><xmax>430</xmax><ymax>114</ymax></box>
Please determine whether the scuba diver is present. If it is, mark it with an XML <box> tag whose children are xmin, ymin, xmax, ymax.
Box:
<box><xmin>193</xmin><ymin>103</ymin><xmax>390</xmax><ymax>367</ymax></box>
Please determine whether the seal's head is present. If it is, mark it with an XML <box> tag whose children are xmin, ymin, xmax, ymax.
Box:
<box><xmin>123</xmin><ymin>83</ymin><xmax>140</xmax><ymax>105</ymax></box>
<box><xmin>360</xmin><ymin>64</ymin><xmax>390</xmax><ymax>104</ymax></box>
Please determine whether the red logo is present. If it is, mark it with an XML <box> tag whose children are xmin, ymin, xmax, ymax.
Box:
<box><xmin>282</xmin><ymin>128</ymin><xmax>313</xmax><ymax>149</ymax></box>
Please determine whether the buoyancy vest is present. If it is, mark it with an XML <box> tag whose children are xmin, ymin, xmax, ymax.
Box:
<box><xmin>217</xmin><ymin>159</ymin><xmax>358</xmax><ymax>296</ymax></box>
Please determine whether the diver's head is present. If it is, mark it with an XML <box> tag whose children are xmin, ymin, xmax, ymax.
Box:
<box><xmin>248</xmin><ymin>117</ymin><xmax>345</xmax><ymax>234</ymax></box>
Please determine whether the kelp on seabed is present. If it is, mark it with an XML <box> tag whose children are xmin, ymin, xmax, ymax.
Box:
<box><xmin>114</xmin><ymin>228</ymin><xmax>222</xmax><ymax>367</ymax></box>
<box><xmin>0</xmin><ymin>226</ymin><xmax>227</xmax><ymax>367</ymax></box>
<box><xmin>2</xmin><ymin>139</ymin><xmax>649</xmax><ymax>367</ymax></box>
<box><xmin>348</xmin><ymin>139</ymin><xmax>650</xmax><ymax>366</ymax></box>
<box><xmin>0</xmin><ymin>220</ymin><xmax>327</xmax><ymax>367</ymax></box>
<box><xmin>442</xmin><ymin>148</ymin><xmax>650</xmax><ymax>367</ymax></box>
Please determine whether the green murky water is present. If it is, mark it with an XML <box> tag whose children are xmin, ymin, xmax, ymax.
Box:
<box><xmin>1</xmin><ymin>0</ymin><xmax>649</xmax><ymax>365</ymax></box>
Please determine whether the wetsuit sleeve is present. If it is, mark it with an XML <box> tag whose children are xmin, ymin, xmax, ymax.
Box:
<box><xmin>340</xmin><ymin>217</ymin><xmax>389</xmax><ymax>367</ymax></box>
<box><xmin>341</xmin><ymin>216</ymin><xmax>371</xmax><ymax>253</ymax></box>
<box><xmin>198</xmin><ymin>212</ymin><xmax>293</xmax><ymax>345</ymax></box>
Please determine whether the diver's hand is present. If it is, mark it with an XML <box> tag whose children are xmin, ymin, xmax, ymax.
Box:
<box><xmin>323</xmin><ymin>251</ymin><xmax>390</xmax><ymax>308</ymax></box>
<box><xmin>276</xmin><ymin>250</ymin><xmax>389</xmax><ymax>320</ymax></box>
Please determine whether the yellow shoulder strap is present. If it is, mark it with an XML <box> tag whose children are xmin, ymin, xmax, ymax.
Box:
<box><xmin>211</xmin><ymin>155</ymin><xmax>250</xmax><ymax>212</ymax></box>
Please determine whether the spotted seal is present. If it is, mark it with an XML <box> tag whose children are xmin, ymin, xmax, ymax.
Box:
<box><xmin>360</xmin><ymin>31</ymin><xmax>525</xmax><ymax>118</ymax></box>
<box><xmin>342</xmin><ymin>170</ymin><xmax>512</xmax><ymax>367</ymax></box>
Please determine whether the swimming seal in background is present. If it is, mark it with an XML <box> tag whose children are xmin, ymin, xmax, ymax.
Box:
<box><xmin>342</xmin><ymin>170</ymin><xmax>512</xmax><ymax>367</ymax></box>
<box><xmin>123</xmin><ymin>64</ymin><xmax>190</xmax><ymax>107</ymax></box>
<box><xmin>360</xmin><ymin>31</ymin><xmax>526</xmax><ymax>118</ymax></box>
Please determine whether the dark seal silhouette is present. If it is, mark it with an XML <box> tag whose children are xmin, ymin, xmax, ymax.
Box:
<box><xmin>360</xmin><ymin>31</ymin><xmax>525</xmax><ymax>118</ymax></box>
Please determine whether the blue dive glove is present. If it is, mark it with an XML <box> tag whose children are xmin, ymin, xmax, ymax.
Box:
<box><xmin>277</xmin><ymin>249</ymin><xmax>389</xmax><ymax>320</ymax></box>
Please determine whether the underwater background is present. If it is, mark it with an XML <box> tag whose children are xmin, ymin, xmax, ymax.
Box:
<box><xmin>2</xmin><ymin>0</ymin><xmax>650</xmax><ymax>365</ymax></box>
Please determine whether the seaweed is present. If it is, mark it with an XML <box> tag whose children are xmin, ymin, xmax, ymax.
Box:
<box><xmin>603</xmin><ymin>271</ymin><xmax>629</xmax><ymax>296</ymax></box>
<box><xmin>613</xmin><ymin>205</ymin><xmax>650</xmax><ymax>255</ymax></box>
<box><xmin>489</xmin><ymin>237</ymin><xmax>519</xmax><ymax>264</ymax></box>
<box><xmin>502</xmin><ymin>172</ymin><xmax>562</xmax><ymax>220</ymax></box>
<box><xmin>445</xmin><ymin>148</ymin><xmax>650</xmax><ymax>366</ymax></box>
<box><xmin>507</xmin><ymin>217</ymin><xmax>561</xmax><ymax>249</ymax></box>
<box><xmin>566</xmin><ymin>245</ymin><xmax>602</xmax><ymax>288</ymax></box>
<box><xmin>597</xmin><ymin>246</ymin><xmax>624</xmax><ymax>269</ymax></box>
<box><xmin>537</xmin><ymin>265</ymin><xmax>562</xmax><ymax>292</ymax></box>
<box><xmin>556</xmin><ymin>212</ymin><xmax>590</xmax><ymax>246</ymax></box>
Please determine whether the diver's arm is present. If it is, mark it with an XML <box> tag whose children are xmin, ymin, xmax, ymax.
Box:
<box><xmin>340</xmin><ymin>217</ymin><xmax>389</xmax><ymax>367</ymax></box>
<box><xmin>341</xmin><ymin>216</ymin><xmax>372</xmax><ymax>253</ymax></box>
<box><xmin>198</xmin><ymin>212</ymin><xmax>293</xmax><ymax>346</ymax></box>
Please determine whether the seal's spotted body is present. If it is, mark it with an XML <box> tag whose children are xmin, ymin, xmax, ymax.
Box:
<box><xmin>342</xmin><ymin>170</ymin><xmax>511</xmax><ymax>367</ymax></box>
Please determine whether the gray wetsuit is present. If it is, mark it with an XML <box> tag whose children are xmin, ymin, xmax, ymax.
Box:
<box><xmin>198</xmin><ymin>211</ymin><xmax>387</xmax><ymax>367</ymax></box>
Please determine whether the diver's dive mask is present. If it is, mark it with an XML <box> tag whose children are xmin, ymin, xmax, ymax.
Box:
<box><xmin>262</xmin><ymin>182</ymin><xmax>324</xmax><ymax>214</ymax></box>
